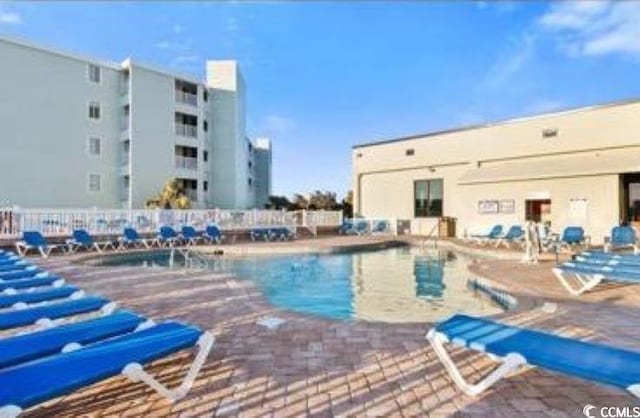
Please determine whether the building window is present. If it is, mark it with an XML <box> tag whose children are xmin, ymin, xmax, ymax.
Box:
<box><xmin>203</xmin><ymin>181</ymin><xmax>208</xmax><ymax>192</ymax></box>
<box><xmin>405</xmin><ymin>148</ymin><xmax>415</xmax><ymax>156</ymax></box>
<box><xmin>203</xmin><ymin>90</ymin><xmax>208</xmax><ymax>102</ymax></box>
<box><xmin>203</xmin><ymin>150</ymin><xmax>208</xmax><ymax>162</ymax></box>
<box><xmin>203</xmin><ymin>120</ymin><xmax>208</xmax><ymax>132</ymax></box>
<box><xmin>89</xmin><ymin>102</ymin><xmax>100</xmax><ymax>120</ymax></box>
<box><xmin>414</xmin><ymin>179</ymin><xmax>443</xmax><ymax>217</ymax></box>
<box><xmin>248</xmin><ymin>178</ymin><xmax>252</xmax><ymax>187</ymax></box>
<box><xmin>88</xmin><ymin>137</ymin><xmax>101</xmax><ymax>156</ymax></box>
<box><xmin>88</xmin><ymin>174</ymin><xmax>101</xmax><ymax>193</ymax></box>
<box><xmin>88</xmin><ymin>64</ymin><xmax>101</xmax><ymax>83</ymax></box>
<box><xmin>248</xmin><ymin>161</ymin><xmax>252</xmax><ymax>169</ymax></box>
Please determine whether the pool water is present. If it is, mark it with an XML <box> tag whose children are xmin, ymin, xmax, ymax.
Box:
<box><xmin>97</xmin><ymin>247</ymin><xmax>510</xmax><ymax>323</ymax></box>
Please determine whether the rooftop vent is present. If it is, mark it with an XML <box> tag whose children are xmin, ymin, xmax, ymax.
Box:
<box><xmin>405</xmin><ymin>148</ymin><xmax>415</xmax><ymax>156</ymax></box>
<box><xmin>542</xmin><ymin>128</ymin><xmax>558</xmax><ymax>139</ymax></box>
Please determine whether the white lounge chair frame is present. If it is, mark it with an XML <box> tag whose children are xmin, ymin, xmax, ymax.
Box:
<box><xmin>14</xmin><ymin>241</ymin><xmax>64</xmax><ymax>258</ymax></box>
<box><xmin>552</xmin><ymin>265</ymin><xmax>608</xmax><ymax>296</ymax></box>
<box><xmin>0</xmin><ymin>331</ymin><xmax>214</xmax><ymax>418</ymax></box>
<box><xmin>426</xmin><ymin>326</ymin><xmax>640</xmax><ymax>398</ymax></box>
<box><xmin>426</xmin><ymin>328</ymin><xmax>527</xmax><ymax>396</ymax></box>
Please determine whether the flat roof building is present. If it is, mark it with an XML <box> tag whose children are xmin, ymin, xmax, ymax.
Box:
<box><xmin>0</xmin><ymin>35</ymin><xmax>272</xmax><ymax>209</ymax></box>
<box><xmin>352</xmin><ymin>98</ymin><xmax>640</xmax><ymax>244</ymax></box>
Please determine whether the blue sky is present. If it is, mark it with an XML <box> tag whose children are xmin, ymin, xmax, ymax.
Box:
<box><xmin>1</xmin><ymin>1</ymin><xmax>640</xmax><ymax>199</ymax></box>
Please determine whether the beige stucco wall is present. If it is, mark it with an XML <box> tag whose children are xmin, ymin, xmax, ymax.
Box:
<box><xmin>353</xmin><ymin>100</ymin><xmax>640</xmax><ymax>243</ymax></box>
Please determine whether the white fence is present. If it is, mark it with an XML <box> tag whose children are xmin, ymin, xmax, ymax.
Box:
<box><xmin>0</xmin><ymin>207</ymin><xmax>343</xmax><ymax>238</ymax></box>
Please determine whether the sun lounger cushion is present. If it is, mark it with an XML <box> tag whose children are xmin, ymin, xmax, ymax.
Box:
<box><xmin>0</xmin><ymin>310</ymin><xmax>145</xmax><ymax>369</ymax></box>
<box><xmin>0</xmin><ymin>286</ymin><xmax>80</xmax><ymax>309</ymax></box>
<box><xmin>0</xmin><ymin>297</ymin><xmax>111</xmax><ymax>330</ymax></box>
<box><xmin>435</xmin><ymin>314</ymin><xmax>640</xmax><ymax>391</ymax></box>
<box><xmin>0</xmin><ymin>276</ymin><xmax>63</xmax><ymax>293</ymax></box>
<box><xmin>0</xmin><ymin>322</ymin><xmax>203</xmax><ymax>411</ymax></box>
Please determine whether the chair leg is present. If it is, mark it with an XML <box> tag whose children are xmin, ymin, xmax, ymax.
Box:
<box><xmin>122</xmin><ymin>332</ymin><xmax>215</xmax><ymax>401</ymax></box>
<box><xmin>551</xmin><ymin>268</ymin><xmax>603</xmax><ymax>296</ymax></box>
<box><xmin>426</xmin><ymin>329</ymin><xmax>527</xmax><ymax>396</ymax></box>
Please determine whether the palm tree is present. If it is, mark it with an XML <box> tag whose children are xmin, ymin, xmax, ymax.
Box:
<box><xmin>145</xmin><ymin>179</ymin><xmax>191</xmax><ymax>209</ymax></box>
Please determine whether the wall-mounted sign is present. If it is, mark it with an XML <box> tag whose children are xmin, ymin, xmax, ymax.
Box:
<box><xmin>478</xmin><ymin>200</ymin><xmax>499</xmax><ymax>214</ymax></box>
<box><xmin>499</xmin><ymin>200</ymin><xmax>515</xmax><ymax>214</ymax></box>
<box><xmin>569</xmin><ymin>198</ymin><xmax>588</xmax><ymax>221</ymax></box>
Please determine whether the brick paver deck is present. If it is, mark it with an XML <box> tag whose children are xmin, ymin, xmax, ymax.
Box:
<box><xmin>16</xmin><ymin>236</ymin><xmax>640</xmax><ymax>417</ymax></box>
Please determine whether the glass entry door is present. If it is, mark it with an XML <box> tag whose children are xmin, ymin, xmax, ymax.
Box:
<box><xmin>525</xmin><ymin>199</ymin><xmax>551</xmax><ymax>223</ymax></box>
<box><xmin>621</xmin><ymin>173</ymin><xmax>640</xmax><ymax>223</ymax></box>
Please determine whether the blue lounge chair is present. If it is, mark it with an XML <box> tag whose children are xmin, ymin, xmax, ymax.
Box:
<box><xmin>371</xmin><ymin>220</ymin><xmax>389</xmax><ymax>234</ymax></box>
<box><xmin>0</xmin><ymin>269</ymin><xmax>47</xmax><ymax>281</ymax></box>
<box><xmin>0</xmin><ymin>262</ymin><xmax>37</xmax><ymax>273</ymax></box>
<box><xmin>0</xmin><ymin>310</ymin><xmax>146</xmax><ymax>369</ymax></box>
<box><xmin>118</xmin><ymin>227</ymin><xmax>154</xmax><ymax>250</ymax></box>
<box><xmin>269</xmin><ymin>227</ymin><xmax>295</xmax><ymax>241</ymax></box>
<box><xmin>0</xmin><ymin>286</ymin><xmax>83</xmax><ymax>310</ymax></box>
<box><xmin>181</xmin><ymin>226</ymin><xmax>202</xmax><ymax>246</ymax></box>
<box><xmin>250</xmin><ymin>228</ymin><xmax>270</xmax><ymax>242</ymax></box>
<box><xmin>544</xmin><ymin>226</ymin><xmax>587</xmax><ymax>252</ymax></box>
<box><xmin>552</xmin><ymin>260</ymin><xmax>640</xmax><ymax>295</ymax></box>
<box><xmin>0</xmin><ymin>296</ymin><xmax>115</xmax><ymax>331</ymax></box>
<box><xmin>470</xmin><ymin>225</ymin><xmax>503</xmax><ymax>244</ymax></box>
<box><xmin>495</xmin><ymin>225</ymin><xmax>524</xmax><ymax>249</ymax></box>
<box><xmin>427</xmin><ymin>314</ymin><xmax>640</xmax><ymax>397</ymax></box>
<box><xmin>1</xmin><ymin>276</ymin><xmax>65</xmax><ymax>294</ymax></box>
<box><xmin>0</xmin><ymin>321</ymin><xmax>214</xmax><ymax>416</ymax></box>
<box><xmin>604</xmin><ymin>225</ymin><xmax>639</xmax><ymax>254</ymax></box>
<box><xmin>578</xmin><ymin>251</ymin><xmax>640</xmax><ymax>266</ymax></box>
<box><xmin>67</xmin><ymin>229</ymin><xmax>115</xmax><ymax>253</ymax></box>
<box><xmin>203</xmin><ymin>224</ymin><xmax>224</xmax><ymax>244</ymax></box>
<box><xmin>15</xmin><ymin>231</ymin><xmax>64</xmax><ymax>258</ymax></box>
<box><xmin>0</xmin><ymin>263</ymin><xmax>34</xmax><ymax>273</ymax></box>
<box><xmin>339</xmin><ymin>220</ymin><xmax>353</xmax><ymax>235</ymax></box>
<box><xmin>158</xmin><ymin>226</ymin><xmax>181</xmax><ymax>247</ymax></box>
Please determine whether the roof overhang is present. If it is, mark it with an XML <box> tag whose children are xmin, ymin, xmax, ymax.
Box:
<box><xmin>458</xmin><ymin>149</ymin><xmax>640</xmax><ymax>185</ymax></box>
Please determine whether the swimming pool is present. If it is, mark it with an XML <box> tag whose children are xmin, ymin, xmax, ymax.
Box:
<box><xmin>96</xmin><ymin>247</ymin><xmax>513</xmax><ymax>323</ymax></box>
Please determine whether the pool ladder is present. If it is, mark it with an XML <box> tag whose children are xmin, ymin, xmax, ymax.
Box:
<box><xmin>169</xmin><ymin>248</ymin><xmax>211</xmax><ymax>270</ymax></box>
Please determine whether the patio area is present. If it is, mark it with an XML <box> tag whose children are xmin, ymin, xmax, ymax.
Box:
<box><xmin>20</xmin><ymin>236</ymin><xmax>640</xmax><ymax>417</ymax></box>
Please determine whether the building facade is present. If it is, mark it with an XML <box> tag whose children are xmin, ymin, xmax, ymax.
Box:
<box><xmin>0</xmin><ymin>35</ymin><xmax>272</xmax><ymax>209</ymax></box>
<box><xmin>353</xmin><ymin>99</ymin><xmax>640</xmax><ymax>244</ymax></box>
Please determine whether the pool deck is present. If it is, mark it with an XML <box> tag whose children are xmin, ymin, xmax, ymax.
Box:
<box><xmin>19</xmin><ymin>235</ymin><xmax>640</xmax><ymax>417</ymax></box>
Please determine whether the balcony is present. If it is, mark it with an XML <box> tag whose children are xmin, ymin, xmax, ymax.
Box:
<box><xmin>175</xmin><ymin>123</ymin><xmax>197</xmax><ymax>138</ymax></box>
<box><xmin>185</xmin><ymin>189</ymin><xmax>197</xmax><ymax>202</ymax></box>
<box><xmin>175</xmin><ymin>91</ymin><xmax>198</xmax><ymax>107</ymax></box>
<box><xmin>175</xmin><ymin>156</ymin><xmax>197</xmax><ymax>171</ymax></box>
<box><xmin>120</xmin><ymin>120</ymin><xmax>129</xmax><ymax>132</ymax></box>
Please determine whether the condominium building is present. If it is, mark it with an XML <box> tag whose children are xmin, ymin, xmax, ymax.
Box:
<box><xmin>353</xmin><ymin>98</ymin><xmax>640</xmax><ymax>244</ymax></box>
<box><xmin>0</xmin><ymin>35</ymin><xmax>272</xmax><ymax>209</ymax></box>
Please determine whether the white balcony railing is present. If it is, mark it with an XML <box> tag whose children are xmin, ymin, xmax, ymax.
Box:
<box><xmin>120</xmin><ymin>120</ymin><xmax>129</xmax><ymax>132</ymax></box>
<box><xmin>175</xmin><ymin>156</ymin><xmax>197</xmax><ymax>171</ymax></box>
<box><xmin>175</xmin><ymin>123</ymin><xmax>197</xmax><ymax>138</ymax></box>
<box><xmin>175</xmin><ymin>91</ymin><xmax>198</xmax><ymax>107</ymax></box>
<box><xmin>121</xmin><ymin>188</ymin><xmax>130</xmax><ymax>201</ymax></box>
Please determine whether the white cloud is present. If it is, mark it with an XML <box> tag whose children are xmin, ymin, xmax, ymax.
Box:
<box><xmin>263</xmin><ymin>115</ymin><xmax>296</xmax><ymax>133</ymax></box>
<box><xmin>539</xmin><ymin>1</ymin><xmax>640</xmax><ymax>58</ymax></box>
<box><xmin>0</xmin><ymin>4</ymin><xmax>21</xmax><ymax>24</ymax></box>
<box><xmin>155</xmin><ymin>40</ymin><xmax>190</xmax><ymax>51</ymax></box>
<box><xmin>172</xmin><ymin>55</ymin><xmax>198</xmax><ymax>64</ymax></box>
<box><xmin>482</xmin><ymin>34</ymin><xmax>536</xmax><ymax>89</ymax></box>
<box><xmin>173</xmin><ymin>24</ymin><xmax>184</xmax><ymax>34</ymax></box>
